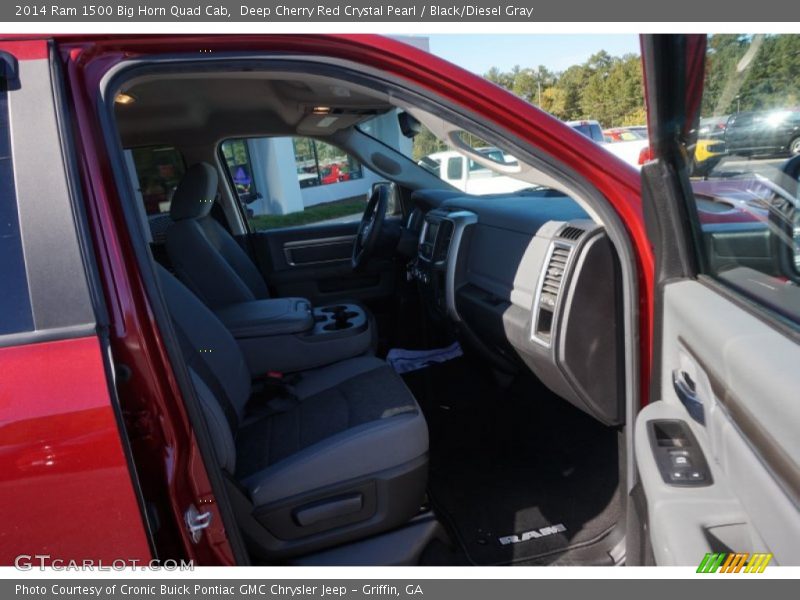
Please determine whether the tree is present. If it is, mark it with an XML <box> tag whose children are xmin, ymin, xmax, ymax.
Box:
<box><xmin>412</xmin><ymin>127</ymin><xmax>447</xmax><ymax>162</ymax></box>
<box><xmin>480</xmin><ymin>49</ymin><xmax>645</xmax><ymax>127</ymax></box>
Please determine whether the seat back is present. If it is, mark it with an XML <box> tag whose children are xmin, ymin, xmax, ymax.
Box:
<box><xmin>156</xmin><ymin>263</ymin><xmax>252</xmax><ymax>472</ymax></box>
<box><xmin>165</xmin><ymin>162</ymin><xmax>270</xmax><ymax>309</ymax></box>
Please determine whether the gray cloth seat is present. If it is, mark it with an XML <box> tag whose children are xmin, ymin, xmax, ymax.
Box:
<box><xmin>164</xmin><ymin>162</ymin><xmax>378</xmax><ymax>362</ymax></box>
<box><xmin>166</xmin><ymin>162</ymin><xmax>271</xmax><ymax>309</ymax></box>
<box><xmin>156</xmin><ymin>264</ymin><xmax>428</xmax><ymax>558</ymax></box>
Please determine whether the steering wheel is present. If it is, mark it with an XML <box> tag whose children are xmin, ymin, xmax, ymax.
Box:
<box><xmin>352</xmin><ymin>184</ymin><xmax>389</xmax><ymax>271</ymax></box>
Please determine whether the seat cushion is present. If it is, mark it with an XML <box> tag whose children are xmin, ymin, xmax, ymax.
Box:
<box><xmin>237</xmin><ymin>357</ymin><xmax>429</xmax><ymax>507</ymax></box>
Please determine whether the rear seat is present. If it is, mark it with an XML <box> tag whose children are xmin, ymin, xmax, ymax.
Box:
<box><xmin>156</xmin><ymin>265</ymin><xmax>428</xmax><ymax>558</ymax></box>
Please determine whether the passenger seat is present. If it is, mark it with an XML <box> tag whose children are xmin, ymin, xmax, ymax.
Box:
<box><xmin>165</xmin><ymin>163</ymin><xmax>269</xmax><ymax>309</ymax></box>
<box><xmin>156</xmin><ymin>265</ymin><xmax>428</xmax><ymax>558</ymax></box>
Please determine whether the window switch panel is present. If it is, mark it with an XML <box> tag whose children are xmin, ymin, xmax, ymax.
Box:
<box><xmin>648</xmin><ymin>420</ymin><xmax>713</xmax><ymax>487</ymax></box>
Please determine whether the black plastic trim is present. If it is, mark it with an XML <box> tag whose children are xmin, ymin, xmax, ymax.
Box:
<box><xmin>0</xmin><ymin>322</ymin><xmax>97</xmax><ymax>350</ymax></box>
<box><xmin>0</xmin><ymin>50</ymin><xmax>18</xmax><ymax>84</ymax></box>
<box><xmin>647</xmin><ymin>419</ymin><xmax>713</xmax><ymax>487</ymax></box>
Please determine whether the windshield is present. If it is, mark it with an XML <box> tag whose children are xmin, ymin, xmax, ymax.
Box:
<box><xmin>358</xmin><ymin>110</ymin><xmax>536</xmax><ymax>196</ymax></box>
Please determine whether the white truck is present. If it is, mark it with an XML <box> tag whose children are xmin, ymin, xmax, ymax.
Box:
<box><xmin>419</xmin><ymin>147</ymin><xmax>532</xmax><ymax>194</ymax></box>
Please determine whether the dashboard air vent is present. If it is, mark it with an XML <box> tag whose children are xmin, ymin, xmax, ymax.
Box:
<box><xmin>533</xmin><ymin>243</ymin><xmax>572</xmax><ymax>346</ymax></box>
<box><xmin>542</xmin><ymin>246</ymin><xmax>571</xmax><ymax>299</ymax></box>
<box><xmin>559</xmin><ymin>225</ymin><xmax>585</xmax><ymax>241</ymax></box>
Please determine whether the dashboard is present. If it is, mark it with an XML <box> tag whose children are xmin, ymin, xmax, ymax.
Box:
<box><xmin>409</xmin><ymin>189</ymin><xmax>624</xmax><ymax>426</ymax></box>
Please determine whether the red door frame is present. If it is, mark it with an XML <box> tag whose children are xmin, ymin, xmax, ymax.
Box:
<box><xmin>55</xmin><ymin>33</ymin><xmax>652</xmax><ymax>564</ymax></box>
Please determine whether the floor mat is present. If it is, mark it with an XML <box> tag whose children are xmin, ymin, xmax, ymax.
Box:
<box><xmin>404</xmin><ymin>357</ymin><xmax>623</xmax><ymax>566</ymax></box>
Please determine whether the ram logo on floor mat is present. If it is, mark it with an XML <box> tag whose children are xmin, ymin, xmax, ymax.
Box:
<box><xmin>498</xmin><ymin>523</ymin><xmax>567</xmax><ymax>545</ymax></box>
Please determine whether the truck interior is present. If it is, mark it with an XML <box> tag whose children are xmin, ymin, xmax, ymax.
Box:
<box><xmin>106</xmin><ymin>58</ymin><xmax>639</xmax><ymax>566</ymax></box>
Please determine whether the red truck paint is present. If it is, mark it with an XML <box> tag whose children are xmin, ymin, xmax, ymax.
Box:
<box><xmin>0</xmin><ymin>336</ymin><xmax>151</xmax><ymax>564</ymax></box>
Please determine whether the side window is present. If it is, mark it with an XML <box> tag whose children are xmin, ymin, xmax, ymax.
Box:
<box><xmin>220</xmin><ymin>139</ymin><xmax>258</xmax><ymax>202</ymax></box>
<box><xmin>446</xmin><ymin>156</ymin><xmax>463</xmax><ymax>180</ymax></box>
<box><xmin>125</xmin><ymin>145</ymin><xmax>186</xmax><ymax>217</ymax></box>
<box><xmin>220</xmin><ymin>136</ymin><xmax>370</xmax><ymax>231</ymax></box>
<box><xmin>0</xmin><ymin>75</ymin><xmax>34</xmax><ymax>336</ymax></box>
<box><xmin>685</xmin><ymin>34</ymin><xmax>800</xmax><ymax>326</ymax></box>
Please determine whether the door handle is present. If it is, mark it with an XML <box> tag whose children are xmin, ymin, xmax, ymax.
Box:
<box><xmin>672</xmin><ymin>370</ymin><xmax>705</xmax><ymax>425</ymax></box>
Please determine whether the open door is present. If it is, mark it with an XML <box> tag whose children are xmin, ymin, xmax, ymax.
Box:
<box><xmin>635</xmin><ymin>34</ymin><xmax>800</xmax><ymax>567</ymax></box>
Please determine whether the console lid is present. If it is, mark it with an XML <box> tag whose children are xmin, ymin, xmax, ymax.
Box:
<box><xmin>215</xmin><ymin>298</ymin><xmax>314</xmax><ymax>339</ymax></box>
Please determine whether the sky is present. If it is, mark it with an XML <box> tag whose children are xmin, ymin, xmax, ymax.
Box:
<box><xmin>419</xmin><ymin>34</ymin><xmax>640</xmax><ymax>75</ymax></box>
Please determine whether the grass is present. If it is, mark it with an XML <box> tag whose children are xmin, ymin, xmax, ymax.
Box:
<box><xmin>248</xmin><ymin>197</ymin><xmax>365</xmax><ymax>230</ymax></box>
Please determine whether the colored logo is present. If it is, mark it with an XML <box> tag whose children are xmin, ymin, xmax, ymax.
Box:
<box><xmin>697</xmin><ymin>552</ymin><xmax>772</xmax><ymax>573</ymax></box>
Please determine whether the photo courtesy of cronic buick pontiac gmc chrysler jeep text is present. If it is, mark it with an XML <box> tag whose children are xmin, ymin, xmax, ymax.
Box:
<box><xmin>0</xmin><ymin>34</ymin><xmax>799</xmax><ymax>567</ymax></box>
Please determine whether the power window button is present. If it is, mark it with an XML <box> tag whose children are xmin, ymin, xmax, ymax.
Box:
<box><xmin>670</xmin><ymin>451</ymin><xmax>692</xmax><ymax>468</ymax></box>
<box><xmin>670</xmin><ymin>470</ymin><xmax>687</xmax><ymax>481</ymax></box>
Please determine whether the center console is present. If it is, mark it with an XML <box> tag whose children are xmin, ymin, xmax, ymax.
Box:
<box><xmin>215</xmin><ymin>298</ymin><xmax>373</xmax><ymax>375</ymax></box>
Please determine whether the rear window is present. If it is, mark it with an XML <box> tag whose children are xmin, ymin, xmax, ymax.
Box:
<box><xmin>572</xmin><ymin>123</ymin><xmax>605</xmax><ymax>142</ymax></box>
<box><xmin>127</xmin><ymin>145</ymin><xmax>186</xmax><ymax>216</ymax></box>
<box><xmin>447</xmin><ymin>156</ymin><xmax>464</xmax><ymax>180</ymax></box>
<box><xmin>0</xmin><ymin>77</ymin><xmax>34</xmax><ymax>336</ymax></box>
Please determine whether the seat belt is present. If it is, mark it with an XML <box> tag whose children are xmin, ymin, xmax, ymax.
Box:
<box><xmin>171</xmin><ymin>321</ymin><xmax>240</xmax><ymax>432</ymax></box>
<box><xmin>245</xmin><ymin>375</ymin><xmax>301</xmax><ymax>419</ymax></box>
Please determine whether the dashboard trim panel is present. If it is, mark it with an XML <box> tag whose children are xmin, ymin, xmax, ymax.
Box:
<box><xmin>443</xmin><ymin>211</ymin><xmax>478</xmax><ymax>322</ymax></box>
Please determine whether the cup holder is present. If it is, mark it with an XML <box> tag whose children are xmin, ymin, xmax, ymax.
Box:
<box><xmin>320</xmin><ymin>305</ymin><xmax>348</xmax><ymax>314</ymax></box>
<box><xmin>315</xmin><ymin>304</ymin><xmax>365</xmax><ymax>335</ymax></box>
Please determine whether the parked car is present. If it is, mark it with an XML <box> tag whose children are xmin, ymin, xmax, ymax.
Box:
<box><xmin>725</xmin><ymin>108</ymin><xmax>800</xmax><ymax>157</ymax></box>
<box><xmin>569</xmin><ymin>121</ymin><xmax>650</xmax><ymax>169</ymax></box>
<box><xmin>420</xmin><ymin>148</ymin><xmax>531</xmax><ymax>194</ymax></box>
<box><xmin>566</xmin><ymin>119</ymin><xmax>605</xmax><ymax>142</ymax></box>
<box><xmin>603</xmin><ymin>125</ymin><xmax>648</xmax><ymax>142</ymax></box>
<box><xmin>319</xmin><ymin>162</ymin><xmax>349</xmax><ymax>184</ymax></box>
<box><xmin>1</xmin><ymin>33</ymin><xmax>798</xmax><ymax>570</ymax></box>
<box><xmin>567</xmin><ymin>120</ymin><xmax>648</xmax><ymax>169</ymax></box>
<box><xmin>697</xmin><ymin>115</ymin><xmax>729</xmax><ymax>140</ymax></box>
<box><xmin>637</xmin><ymin>137</ymin><xmax>727</xmax><ymax>177</ymax></box>
<box><xmin>623</xmin><ymin>125</ymin><xmax>649</xmax><ymax>139</ymax></box>
<box><xmin>690</xmin><ymin>138</ymin><xmax>725</xmax><ymax>176</ymax></box>
<box><xmin>603</xmin><ymin>127</ymin><xmax>643</xmax><ymax>142</ymax></box>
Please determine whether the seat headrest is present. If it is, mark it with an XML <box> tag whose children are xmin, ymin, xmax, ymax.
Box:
<box><xmin>170</xmin><ymin>162</ymin><xmax>219</xmax><ymax>221</ymax></box>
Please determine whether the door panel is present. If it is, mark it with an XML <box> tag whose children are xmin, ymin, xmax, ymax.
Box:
<box><xmin>250</xmin><ymin>221</ymin><xmax>397</xmax><ymax>305</ymax></box>
<box><xmin>635</xmin><ymin>280</ymin><xmax>800</xmax><ymax>565</ymax></box>
<box><xmin>638</xmin><ymin>33</ymin><xmax>800</xmax><ymax>567</ymax></box>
